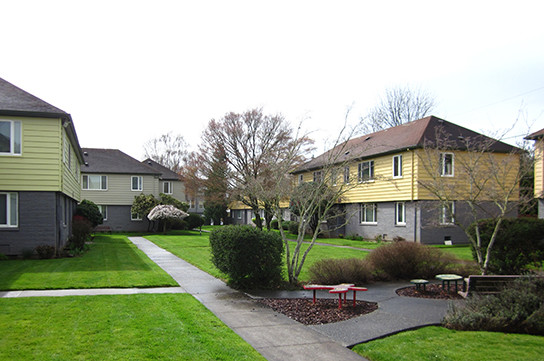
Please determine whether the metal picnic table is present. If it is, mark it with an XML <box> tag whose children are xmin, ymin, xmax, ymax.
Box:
<box><xmin>303</xmin><ymin>283</ymin><xmax>368</xmax><ymax>309</ymax></box>
<box><xmin>435</xmin><ymin>274</ymin><xmax>463</xmax><ymax>292</ymax></box>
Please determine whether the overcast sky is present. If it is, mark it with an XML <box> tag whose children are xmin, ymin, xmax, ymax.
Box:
<box><xmin>1</xmin><ymin>1</ymin><xmax>543</xmax><ymax>160</ymax></box>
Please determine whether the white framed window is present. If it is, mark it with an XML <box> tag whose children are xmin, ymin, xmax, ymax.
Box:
<box><xmin>395</xmin><ymin>202</ymin><xmax>406</xmax><ymax>225</ymax></box>
<box><xmin>0</xmin><ymin>120</ymin><xmax>22</xmax><ymax>155</ymax></box>
<box><xmin>313</xmin><ymin>171</ymin><xmax>323</xmax><ymax>183</ymax></box>
<box><xmin>82</xmin><ymin>175</ymin><xmax>107</xmax><ymax>190</ymax></box>
<box><xmin>440</xmin><ymin>201</ymin><xmax>455</xmax><ymax>225</ymax></box>
<box><xmin>163</xmin><ymin>181</ymin><xmax>172</xmax><ymax>194</ymax></box>
<box><xmin>344</xmin><ymin>166</ymin><xmax>350</xmax><ymax>184</ymax></box>
<box><xmin>131</xmin><ymin>212</ymin><xmax>142</xmax><ymax>221</ymax></box>
<box><xmin>0</xmin><ymin>192</ymin><xmax>18</xmax><ymax>227</ymax></box>
<box><xmin>359</xmin><ymin>203</ymin><xmax>377</xmax><ymax>224</ymax></box>
<box><xmin>98</xmin><ymin>205</ymin><xmax>108</xmax><ymax>221</ymax></box>
<box><xmin>440</xmin><ymin>153</ymin><xmax>454</xmax><ymax>177</ymax></box>
<box><xmin>298</xmin><ymin>174</ymin><xmax>304</xmax><ymax>185</ymax></box>
<box><xmin>237</xmin><ymin>210</ymin><xmax>242</xmax><ymax>219</ymax></box>
<box><xmin>393</xmin><ymin>155</ymin><xmax>403</xmax><ymax>178</ymax></box>
<box><xmin>189</xmin><ymin>199</ymin><xmax>195</xmax><ymax>208</ymax></box>
<box><xmin>331</xmin><ymin>168</ymin><xmax>338</xmax><ymax>186</ymax></box>
<box><xmin>131</xmin><ymin>176</ymin><xmax>143</xmax><ymax>191</ymax></box>
<box><xmin>358</xmin><ymin>160</ymin><xmax>374</xmax><ymax>182</ymax></box>
<box><xmin>198</xmin><ymin>202</ymin><xmax>204</xmax><ymax>209</ymax></box>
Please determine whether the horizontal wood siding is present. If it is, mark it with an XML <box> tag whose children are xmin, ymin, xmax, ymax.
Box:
<box><xmin>535</xmin><ymin>140</ymin><xmax>543</xmax><ymax>198</ymax></box>
<box><xmin>0</xmin><ymin>116</ymin><xmax>62</xmax><ymax>191</ymax></box>
<box><xmin>61</xmin><ymin>128</ymin><xmax>82</xmax><ymax>201</ymax></box>
<box><xmin>81</xmin><ymin>173</ymin><xmax>159</xmax><ymax>205</ymax></box>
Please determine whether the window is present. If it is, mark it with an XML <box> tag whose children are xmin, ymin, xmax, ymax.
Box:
<box><xmin>440</xmin><ymin>202</ymin><xmax>455</xmax><ymax>224</ymax></box>
<box><xmin>440</xmin><ymin>153</ymin><xmax>454</xmax><ymax>177</ymax></box>
<box><xmin>163</xmin><ymin>181</ymin><xmax>172</xmax><ymax>194</ymax></box>
<box><xmin>198</xmin><ymin>202</ymin><xmax>204</xmax><ymax>209</ymax></box>
<box><xmin>393</xmin><ymin>155</ymin><xmax>402</xmax><ymax>178</ymax></box>
<box><xmin>237</xmin><ymin>210</ymin><xmax>242</xmax><ymax>219</ymax></box>
<box><xmin>395</xmin><ymin>202</ymin><xmax>406</xmax><ymax>225</ymax></box>
<box><xmin>313</xmin><ymin>171</ymin><xmax>323</xmax><ymax>183</ymax></box>
<box><xmin>344</xmin><ymin>166</ymin><xmax>350</xmax><ymax>184</ymax></box>
<box><xmin>358</xmin><ymin>160</ymin><xmax>374</xmax><ymax>182</ymax></box>
<box><xmin>82</xmin><ymin>175</ymin><xmax>107</xmax><ymax>190</ymax></box>
<box><xmin>131</xmin><ymin>212</ymin><xmax>142</xmax><ymax>221</ymax></box>
<box><xmin>359</xmin><ymin>203</ymin><xmax>377</xmax><ymax>224</ymax></box>
<box><xmin>131</xmin><ymin>176</ymin><xmax>143</xmax><ymax>191</ymax></box>
<box><xmin>331</xmin><ymin>168</ymin><xmax>338</xmax><ymax>186</ymax></box>
<box><xmin>98</xmin><ymin>205</ymin><xmax>108</xmax><ymax>221</ymax></box>
<box><xmin>0</xmin><ymin>120</ymin><xmax>22</xmax><ymax>155</ymax></box>
<box><xmin>0</xmin><ymin>192</ymin><xmax>18</xmax><ymax>227</ymax></box>
<box><xmin>298</xmin><ymin>174</ymin><xmax>304</xmax><ymax>185</ymax></box>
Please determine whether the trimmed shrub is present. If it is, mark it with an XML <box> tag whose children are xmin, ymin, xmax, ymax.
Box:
<box><xmin>368</xmin><ymin>241</ymin><xmax>457</xmax><ymax>280</ymax></box>
<box><xmin>169</xmin><ymin>218</ymin><xmax>188</xmax><ymax>230</ymax></box>
<box><xmin>270</xmin><ymin>219</ymin><xmax>279</xmax><ymax>230</ymax></box>
<box><xmin>281</xmin><ymin>221</ymin><xmax>291</xmax><ymax>230</ymax></box>
<box><xmin>0</xmin><ymin>253</ymin><xmax>8</xmax><ymax>261</ymax></box>
<box><xmin>443</xmin><ymin>277</ymin><xmax>544</xmax><ymax>335</ymax></box>
<box><xmin>35</xmin><ymin>245</ymin><xmax>55</xmax><ymax>259</ymax></box>
<box><xmin>22</xmin><ymin>249</ymin><xmax>34</xmax><ymax>260</ymax></box>
<box><xmin>70</xmin><ymin>215</ymin><xmax>93</xmax><ymax>250</ymax></box>
<box><xmin>185</xmin><ymin>213</ymin><xmax>204</xmax><ymax>230</ymax></box>
<box><xmin>288</xmin><ymin>221</ymin><xmax>299</xmax><ymax>235</ymax></box>
<box><xmin>209</xmin><ymin>225</ymin><xmax>284</xmax><ymax>288</ymax></box>
<box><xmin>75</xmin><ymin>199</ymin><xmax>103</xmax><ymax>227</ymax></box>
<box><xmin>468</xmin><ymin>218</ymin><xmax>544</xmax><ymax>274</ymax></box>
<box><xmin>309</xmin><ymin>258</ymin><xmax>373</xmax><ymax>285</ymax></box>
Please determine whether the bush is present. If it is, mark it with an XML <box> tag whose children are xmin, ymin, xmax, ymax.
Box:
<box><xmin>288</xmin><ymin>221</ymin><xmax>299</xmax><ymax>235</ymax></box>
<box><xmin>270</xmin><ymin>219</ymin><xmax>279</xmax><ymax>230</ymax></box>
<box><xmin>22</xmin><ymin>249</ymin><xmax>34</xmax><ymax>259</ymax></box>
<box><xmin>281</xmin><ymin>221</ymin><xmax>291</xmax><ymax>230</ymax></box>
<box><xmin>70</xmin><ymin>215</ymin><xmax>93</xmax><ymax>250</ymax></box>
<box><xmin>185</xmin><ymin>213</ymin><xmax>204</xmax><ymax>230</ymax></box>
<box><xmin>443</xmin><ymin>277</ymin><xmax>544</xmax><ymax>335</ymax></box>
<box><xmin>35</xmin><ymin>245</ymin><xmax>55</xmax><ymax>259</ymax></box>
<box><xmin>309</xmin><ymin>258</ymin><xmax>373</xmax><ymax>285</ymax></box>
<box><xmin>209</xmin><ymin>225</ymin><xmax>284</xmax><ymax>288</ymax></box>
<box><xmin>75</xmin><ymin>200</ymin><xmax>103</xmax><ymax>227</ymax></box>
<box><xmin>368</xmin><ymin>241</ymin><xmax>457</xmax><ymax>280</ymax></box>
<box><xmin>0</xmin><ymin>253</ymin><xmax>8</xmax><ymax>261</ymax></box>
<box><xmin>169</xmin><ymin>218</ymin><xmax>188</xmax><ymax>230</ymax></box>
<box><xmin>468</xmin><ymin>218</ymin><xmax>544</xmax><ymax>274</ymax></box>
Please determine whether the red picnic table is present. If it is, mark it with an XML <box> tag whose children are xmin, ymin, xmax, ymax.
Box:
<box><xmin>303</xmin><ymin>283</ymin><xmax>368</xmax><ymax>309</ymax></box>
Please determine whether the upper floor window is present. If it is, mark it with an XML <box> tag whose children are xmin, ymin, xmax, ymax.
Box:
<box><xmin>313</xmin><ymin>171</ymin><xmax>323</xmax><ymax>183</ymax></box>
<box><xmin>358</xmin><ymin>160</ymin><xmax>374</xmax><ymax>182</ymax></box>
<box><xmin>440</xmin><ymin>201</ymin><xmax>455</xmax><ymax>225</ymax></box>
<box><xmin>131</xmin><ymin>176</ymin><xmax>143</xmax><ymax>191</ymax></box>
<box><xmin>0</xmin><ymin>120</ymin><xmax>22</xmax><ymax>155</ymax></box>
<box><xmin>331</xmin><ymin>168</ymin><xmax>338</xmax><ymax>186</ymax></box>
<box><xmin>395</xmin><ymin>202</ymin><xmax>406</xmax><ymax>225</ymax></box>
<box><xmin>163</xmin><ymin>181</ymin><xmax>172</xmax><ymax>194</ymax></box>
<box><xmin>82</xmin><ymin>175</ymin><xmax>107</xmax><ymax>190</ymax></box>
<box><xmin>298</xmin><ymin>174</ymin><xmax>304</xmax><ymax>185</ymax></box>
<box><xmin>393</xmin><ymin>155</ymin><xmax>402</xmax><ymax>178</ymax></box>
<box><xmin>0</xmin><ymin>192</ymin><xmax>18</xmax><ymax>227</ymax></box>
<box><xmin>440</xmin><ymin>153</ymin><xmax>454</xmax><ymax>177</ymax></box>
<box><xmin>344</xmin><ymin>166</ymin><xmax>350</xmax><ymax>184</ymax></box>
<box><xmin>359</xmin><ymin>203</ymin><xmax>377</xmax><ymax>224</ymax></box>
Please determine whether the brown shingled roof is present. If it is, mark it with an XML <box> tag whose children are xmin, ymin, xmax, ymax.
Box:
<box><xmin>525</xmin><ymin>128</ymin><xmax>544</xmax><ymax>140</ymax></box>
<box><xmin>82</xmin><ymin>148</ymin><xmax>161</xmax><ymax>175</ymax></box>
<box><xmin>294</xmin><ymin>116</ymin><xmax>519</xmax><ymax>173</ymax></box>
<box><xmin>0</xmin><ymin>77</ymin><xmax>67</xmax><ymax>116</ymax></box>
<box><xmin>142</xmin><ymin>158</ymin><xmax>181</xmax><ymax>181</ymax></box>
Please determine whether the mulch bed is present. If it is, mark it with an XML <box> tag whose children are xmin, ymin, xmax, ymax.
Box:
<box><xmin>258</xmin><ymin>298</ymin><xmax>378</xmax><ymax>325</ymax></box>
<box><xmin>396</xmin><ymin>283</ymin><xmax>463</xmax><ymax>300</ymax></box>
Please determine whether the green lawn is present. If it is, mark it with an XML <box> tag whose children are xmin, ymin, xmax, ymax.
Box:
<box><xmin>352</xmin><ymin>326</ymin><xmax>544</xmax><ymax>361</ymax></box>
<box><xmin>146</xmin><ymin>231</ymin><xmax>369</xmax><ymax>283</ymax></box>
<box><xmin>431</xmin><ymin>244</ymin><xmax>474</xmax><ymax>261</ymax></box>
<box><xmin>0</xmin><ymin>294</ymin><xmax>265</xmax><ymax>361</ymax></box>
<box><xmin>0</xmin><ymin>234</ymin><xmax>178</xmax><ymax>290</ymax></box>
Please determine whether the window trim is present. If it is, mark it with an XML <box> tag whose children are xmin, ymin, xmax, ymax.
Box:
<box><xmin>0</xmin><ymin>120</ymin><xmax>22</xmax><ymax>156</ymax></box>
<box><xmin>82</xmin><ymin>175</ymin><xmax>108</xmax><ymax>190</ymax></box>
<box><xmin>393</xmin><ymin>155</ymin><xmax>403</xmax><ymax>179</ymax></box>
<box><xmin>395</xmin><ymin>202</ymin><xmax>406</xmax><ymax>226</ymax></box>
<box><xmin>359</xmin><ymin>203</ymin><xmax>377</xmax><ymax>224</ymax></box>
<box><xmin>0</xmin><ymin>192</ymin><xmax>18</xmax><ymax>228</ymax></box>
<box><xmin>440</xmin><ymin>152</ymin><xmax>454</xmax><ymax>177</ymax></box>
<box><xmin>440</xmin><ymin>201</ymin><xmax>455</xmax><ymax>225</ymax></box>
<box><xmin>131</xmin><ymin>212</ymin><xmax>142</xmax><ymax>221</ymax></box>
<box><xmin>237</xmin><ymin>210</ymin><xmax>242</xmax><ymax>219</ymax></box>
<box><xmin>343</xmin><ymin>166</ymin><xmax>350</xmax><ymax>184</ymax></box>
<box><xmin>298</xmin><ymin>174</ymin><xmax>304</xmax><ymax>185</ymax></box>
<box><xmin>163</xmin><ymin>181</ymin><xmax>172</xmax><ymax>194</ymax></box>
<box><xmin>131</xmin><ymin>176</ymin><xmax>143</xmax><ymax>191</ymax></box>
<box><xmin>358</xmin><ymin>160</ymin><xmax>374</xmax><ymax>183</ymax></box>
<box><xmin>313</xmin><ymin>171</ymin><xmax>323</xmax><ymax>183</ymax></box>
<box><xmin>98</xmin><ymin>205</ymin><xmax>108</xmax><ymax>221</ymax></box>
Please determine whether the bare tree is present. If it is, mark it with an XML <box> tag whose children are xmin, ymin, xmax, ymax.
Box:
<box><xmin>200</xmin><ymin>108</ymin><xmax>313</xmax><ymax>230</ymax></box>
<box><xmin>144</xmin><ymin>132</ymin><xmax>188</xmax><ymax>173</ymax></box>
<box><xmin>362</xmin><ymin>86</ymin><xmax>436</xmax><ymax>133</ymax></box>
<box><xmin>417</xmin><ymin>127</ymin><xmax>530</xmax><ymax>274</ymax></box>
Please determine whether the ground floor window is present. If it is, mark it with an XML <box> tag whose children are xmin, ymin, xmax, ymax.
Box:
<box><xmin>0</xmin><ymin>192</ymin><xmax>18</xmax><ymax>227</ymax></box>
<box><xmin>395</xmin><ymin>202</ymin><xmax>406</xmax><ymax>225</ymax></box>
<box><xmin>440</xmin><ymin>201</ymin><xmax>455</xmax><ymax>225</ymax></box>
<box><xmin>131</xmin><ymin>212</ymin><xmax>142</xmax><ymax>221</ymax></box>
<box><xmin>98</xmin><ymin>205</ymin><xmax>108</xmax><ymax>221</ymax></box>
<box><xmin>359</xmin><ymin>203</ymin><xmax>377</xmax><ymax>224</ymax></box>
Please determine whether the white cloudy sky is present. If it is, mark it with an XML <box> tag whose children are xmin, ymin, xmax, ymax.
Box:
<box><xmin>1</xmin><ymin>1</ymin><xmax>543</xmax><ymax>160</ymax></box>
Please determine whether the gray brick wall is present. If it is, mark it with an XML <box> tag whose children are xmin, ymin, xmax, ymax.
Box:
<box><xmin>100</xmin><ymin>205</ymin><xmax>151</xmax><ymax>232</ymax></box>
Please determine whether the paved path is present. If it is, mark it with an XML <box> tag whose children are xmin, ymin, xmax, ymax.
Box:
<box><xmin>0</xmin><ymin>287</ymin><xmax>185</xmax><ymax>298</ymax></box>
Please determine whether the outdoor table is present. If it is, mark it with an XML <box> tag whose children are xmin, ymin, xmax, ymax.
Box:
<box><xmin>410</xmin><ymin>279</ymin><xmax>429</xmax><ymax>291</ymax></box>
<box><xmin>435</xmin><ymin>274</ymin><xmax>463</xmax><ymax>292</ymax></box>
<box><xmin>303</xmin><ymin>283</ymin><xmax>367</xmax><ymax>309</ymax></box>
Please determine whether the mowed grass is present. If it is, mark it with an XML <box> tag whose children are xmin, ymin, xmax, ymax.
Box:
<box><xmin>431</xmin><ymin>244</ymin><xmax>474</xmax><ymax>261</ymax></box>
<box><xmin>146</xmin><ymin>231</ymin><xmax>369</xmax><ymax>283</ymax></box>
<box><xmin>0</xmin><ymin>294</ymin><xmax>265</xmax><ymax>361</ymax></box>
<box><xmin>0</xmin><ymin>235</ymin><xmax>178</xmax><ymax>290</ymax></box>
<box><xmin>352</xmin><ymin>326</ymin><xmax>544</xmax><ymax>361</ymax></box>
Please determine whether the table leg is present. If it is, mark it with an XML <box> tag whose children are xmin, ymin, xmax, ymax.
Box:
<box><xmin>353</xmin><ymin>291</ymin><xmax>357</xmax><ymax>307</ymax></box>
<box><xmin>337</xmin><ymin>294</ymin><xmax>342</xmax><ymax>309</ymax></box>
<box><xmin>313</xmin><ymin>290</ymin><xmax>316</xmax><ymax>304</ymax></box>
<box><xmin>344</xmin><ymin>292</ymin><xmax>347</xmax><ymax>305</ymax></box>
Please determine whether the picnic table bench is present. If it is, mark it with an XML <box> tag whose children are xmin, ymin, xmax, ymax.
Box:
<box><xmin>458</xmin><ymin>275</ymin><xmax>543</xmax><ymax>298</ymax></box>
<box><xmin>303</xmin><ymin>283</ymin><xmax>368</xmax><ymax>309</ymax></box>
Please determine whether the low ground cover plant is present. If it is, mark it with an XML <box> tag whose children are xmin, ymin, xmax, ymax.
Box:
<box><xmin>210</xmin><ymin>226</ymin><xmax>284</xmax><ymax>288</ymax></box>
<box><xmin>443</xmin><ymin>277</ymin><xmax>544</xmax><ymax>335</ymax></box>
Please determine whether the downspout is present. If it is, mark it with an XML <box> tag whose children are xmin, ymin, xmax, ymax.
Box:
<box><xmin>411</xmin><ymin>149</ymin><xmax>419</xmax><ymax>243</ymax></box>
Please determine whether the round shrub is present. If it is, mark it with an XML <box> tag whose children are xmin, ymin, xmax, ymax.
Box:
<box><xmin>270</xmin><ymin>219</ymin><xmax>279</xmax><ymax>230</ymax></box>
<box><xmin>367</xmin><ymin>241</ymin><xmax>457</xmax><ymax>280</ymax></box>
<box><xmin>35</xmin><ymin>245</ymin><xmax>55</xmax><ymax>259</ymax></box>
<box><xmin>209</xmin><ymin>225</ymin><xmax>284</xmax><ymax>288</ymax></box>
<box><xmin>468</xmin><ymin>218</ymin><xmax>544</xmax><ymax>274</ymax></box>
<box><xmin>75</xmin><ymin>199</ymin><xmax>103</xmax><ymax>227</ymax></box>
<box><xmin>309</xmin><ymin>258</ymin><xmax>373</xmax><ymax>285</ymax></box>
<box><xmin>281</xmin><ymin>221</ymin><xmax>291</xmax><ymax>230</ymax></box>
<box><xmin>288</xmin><ymin>221</ymin><xmax>299</xmax><ymax>235</ymax></box>
<box><xmin>185</xmin><ymin>213</ymin><xmax>204</xmax><ymax>230</ymax></box>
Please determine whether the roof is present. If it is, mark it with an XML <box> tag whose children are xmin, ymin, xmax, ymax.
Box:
<box><xmin>142</xmin><ymin>158</ymin><xmax>181</xmax><ymax>180</ymax></box>
<box><xmin>0</xmin><ymin>77</ymin><xmax>84</xmax><ymax>162</ymax></box>
<box><xmin>525</xmin><ymin>128</ymin><xmax>544</xmax><ymax>140</ymax></box>
<box><xmin>295</xmin><ymin>116</ymin><xmax>520</xmax><ymax>173</ymax></box>
<box><xmin>81</xmin><ymin>148</ymin><xmax>161</xmax><ymax>175</ymax></box>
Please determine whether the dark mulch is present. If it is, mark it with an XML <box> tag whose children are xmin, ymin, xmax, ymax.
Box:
<box><xmin>258</xmin><ymin>298</ymin><xmax>378</xmax><ymax>325</ymax></box>
<box><xmin>396</xmin><ymin>284</ymin><xmax>463</xmax><ymax>300</ymax></box>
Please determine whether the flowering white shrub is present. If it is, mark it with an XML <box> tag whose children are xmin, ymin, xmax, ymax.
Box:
<box><xmin>147</xmin><ymin>205</ymin><xmax>189</xmax><ymax>221</ymax></box>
